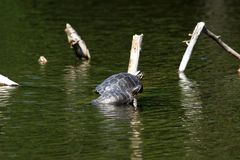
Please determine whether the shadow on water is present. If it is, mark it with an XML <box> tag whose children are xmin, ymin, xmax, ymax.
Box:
<box><xmin>95</xmin><ymin>103</ymin><xmax>143</xmax><ymax>160</ymax></box>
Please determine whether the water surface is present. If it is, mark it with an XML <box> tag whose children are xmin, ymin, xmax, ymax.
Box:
<box><xmin>1</xmin><ymin>0</ymin><xmax>240</xmax><ymax>159</ymax></box>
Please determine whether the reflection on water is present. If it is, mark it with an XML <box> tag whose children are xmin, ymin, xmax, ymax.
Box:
<box><xmin>64</xmin><ymin>61</ymin><xmax>90</xmax><ymax>93</ymax></box>
<box><xmin>178</xmin><ymin>73</ymin><xmax>203</xmax><ymax>156</ymax></box>
<box><xmin>129</xmin><ymin>108</ymin><xmax>142</xmax><ymax>160</ymax></box>
<box><xmin>0</xmin><ymin>86</ymin><xmax>17</xmax><ymax>135</ymax></box>
<box><xmin>179</xmin><ymin>73</ymin><xmax>202</xmax><ymax>115</ymax></box>
<box><xmin>0</xmin><ymin>86</ymin><xmax>16</xmax><ymax>107</ymax></box>
<box><xmin>96</xmin><ymin>104</ymin><xmax>142</xmax><ymax>160</ymax></box>
<box><xmin>238</xmin><ymin>69</ymin><xmax>240</xmax><ymax>77</ymax></box>
<box><xmin>63</xmin><ymin>61</ymin><xmax>90</xmax><ymax>83</ymax></box>
<box><xmin>63</xmin><ymin>61</ymin><xmax>91</xmax><ymax>104</ymax></box>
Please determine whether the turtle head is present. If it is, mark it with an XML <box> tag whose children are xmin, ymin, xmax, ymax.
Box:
<box><xmin>135</xmin><ymin>70</ymin><xmax>143</xmax><ymax>80</ymax></box>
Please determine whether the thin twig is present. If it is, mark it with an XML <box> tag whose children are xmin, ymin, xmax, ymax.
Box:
<box><xmin>203</xmin><ymin>27</ymin><xmax>240</xmax><ymax>60</ymax></box>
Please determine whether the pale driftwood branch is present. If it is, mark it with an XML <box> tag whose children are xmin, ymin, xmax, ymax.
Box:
<box><xmin>127</xmin><ymin>34</ymin><xmax>143</xmax><ymax>75</ymax></box>
<box><xmin>203</xmin><ymin>27</ymin><xmax>240</xmax><ymax>60</ymax></box>
<box><xmin>179</xmin><ymin>22</ymin><xmax>205</xmax><ymax>72</ymax></box>
<box><xmin>64</xmin><ymin>23</ymin><xmax>90</xmax><ymax>59</ymax></box>
<box><xmin>179</xmin><ymin>22</ymin><xmax>240</xmax><ymax>72</ymax></box>
<box><xmin>0</xmin><ymin>74</ymin><xmax>19</xmax><ymax>86</ymax></box>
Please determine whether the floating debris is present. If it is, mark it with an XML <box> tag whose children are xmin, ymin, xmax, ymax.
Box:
<box><xmin>38</xmin><ymin>56</ymin><xmax>48</xmax><ymax>65</ymax></box>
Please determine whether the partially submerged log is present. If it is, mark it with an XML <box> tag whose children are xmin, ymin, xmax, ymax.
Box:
<box><xmin>0</xmin><ymin>74</ymin><xmax>19</xmax><ymax>86</ymax></box>
<box><xmin>179</xmin><ymin>22</ymin><xmax>205</xmax><ymax>72</ymax></box>
<box><xmin>64</xmin><ymin>23</ymin><xmax>90</xmax><ymax>60</ymax></box>
<box><xmin>179</xmin><ymin>22</ymin><xmax>240</xmax><ymax>72</ymax></box>
<box><xmin>127</xmin><ymin>34</ymin><xmax>143</xmax><ymax>75</ymax></box>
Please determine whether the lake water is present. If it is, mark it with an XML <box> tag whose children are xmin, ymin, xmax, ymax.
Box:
<box><xmin>1</xmin><ymin>0</ymin><xmax>240</xmax><ymax>159</ymax></box>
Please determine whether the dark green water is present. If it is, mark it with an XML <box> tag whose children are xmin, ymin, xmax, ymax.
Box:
<box><xmin>1</xmin><ymin>0</ymin><xmax>240</xmax><ymax>159</ymax></box>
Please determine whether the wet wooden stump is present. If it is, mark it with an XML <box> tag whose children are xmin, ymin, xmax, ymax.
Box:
<box><xmin>127</xmin><ymin>34</ymin><xmax>143</xmax><ymax>108</ymax></box>
<box><xmin>127</xmin><ymin>34</ymin><xmax>143</xmax><ymax>75</ymax></box>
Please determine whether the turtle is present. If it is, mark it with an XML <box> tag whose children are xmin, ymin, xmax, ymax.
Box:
<box><xmin>92</xmin><ymin>71</ymin><xmax>143</xmax><ymax>105</ymax></box>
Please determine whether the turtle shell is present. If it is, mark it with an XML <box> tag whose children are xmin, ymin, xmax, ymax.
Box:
<box><xmin>96</xmin><ymin>72</ymin><xmax>142</xmax><ymax>95</ymax></box>
<box><xmin>92</xmin><ymin>90</ymin><xmax>134</xmax><ymax>105</ymax></box>
<box><xmin>93</xmin><ymin>72</ymin><xmax>143</xmax><ymax>105</ymax></box>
